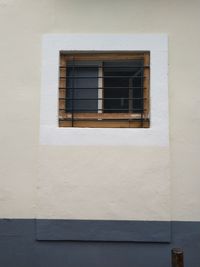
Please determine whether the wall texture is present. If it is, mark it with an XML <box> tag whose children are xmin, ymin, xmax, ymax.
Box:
<box><xmin>0</xmin><ymin>0</ymin><xmax>200</xmax><ymax>266</ymax></box>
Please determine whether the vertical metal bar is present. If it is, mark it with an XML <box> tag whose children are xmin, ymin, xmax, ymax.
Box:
<box><xmin>172</xmin><ymin>248</ymin><xmax>184</xmax><ymax>267</ymax></box>
<box><xmin>71</xmin><ymin>57</ymin><xmax>75</xmax><ymax>127</ymax></box>
<box><xmin>143</xmin><ymin>52</ymin><xmax>150</xmax><ymax>126</ymax></box>
<box><xmin>128</xmin><ymin>77</ymin><xmax>132</xmax><ymax>128</ymax></box>
<box><xmin>98</xmin><ymin>63</ymin><xmax>103</xmax><ymax>114</ymax></box>
<box><xmin>129</xmin><ymin>78</ymin><xmax>133</xmax><ymax>113</ymax></box>
<box><xmin>141</xmin><ymin>66</ymin><xmax>144</xmax><ymax>127</ymax></box>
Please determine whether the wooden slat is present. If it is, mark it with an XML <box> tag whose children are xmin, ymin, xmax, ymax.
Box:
<box><xmin>59</xmin><ymin>68</ymin><xmax>66</xmax><ymax>78</ymax></box>
<box><xmin>59</xmin><ymin>99</ymin><xmax>65</xmax><ymax>110</ymax></box>
<box><xmin>62</xmin><ymin>52</ymin><xmax>146</xmax><ymax>61</ymax></box>
<box><xmin>59</xmin><ymin>79</ymin><xmax>66</xmax><ymax>88</ymax></box>
<box><xmin>59</xmin><ymin>120</ymin><xmax>149</xmax><ymax>128</ymax></box>
<box><xmin>59</xmin><ymin>111</ymin><xmax>146</xmax><ymax>120</ymax></box>
<box><xmin>60</xmin><ymin>53</ymin><xmax>66</xmax><ymax>67</ymax></box>
<box><xmin>59</xmin><ymin>55</ymin><xmax>67</xmax><ymax>117</ymax></box>
<box><xmin>59</xmin><ymin>121</ymin><xmax>72</xmax><ymax>127</ymax></box>
<box><xmin>59</xmin><ymin>89</ymin><xmax>65</xmax><ymax>98</ymax></box>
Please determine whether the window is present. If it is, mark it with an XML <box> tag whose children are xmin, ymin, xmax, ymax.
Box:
<box><xmin>41</xmin><ymin>34</ymin><xmax>168</xmax><ymax>145</ymax></box>
<box><xmin>59</xmin><ymin>52</ymin><xmax>150</xmax><ymax>128</ymax></box>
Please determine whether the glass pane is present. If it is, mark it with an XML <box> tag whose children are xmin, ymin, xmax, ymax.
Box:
<box><xmin>103</xmin><ymin>60</ymin><xmax>144</xmax><ymax>113</ymax></box>
<box><xmin>66</xmin><ymin>64</ymin><xmax>98</xmax><ymax>113</ymax></box>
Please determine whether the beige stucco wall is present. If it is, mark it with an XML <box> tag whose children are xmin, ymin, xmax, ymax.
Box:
<box><xmin>0</xmin><ymin>0</ymin><xmax>200</xmax><ymax>220</ymax></box>
<box><xmin>37</xmin><ymin>146</ymin><xmax>170</xmax><ymax>220</ymax></box>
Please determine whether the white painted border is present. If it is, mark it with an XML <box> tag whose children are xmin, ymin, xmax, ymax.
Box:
<box><xmin>40</xmin><ymin>34</ymin><xmax>168</xmax><ymax>146</ymax></box>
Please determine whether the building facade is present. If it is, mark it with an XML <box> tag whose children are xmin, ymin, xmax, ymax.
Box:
<box><xmin>0</xmin><ymin>0</ymin><xmax>200</xmax><ymax>266</ymax></box>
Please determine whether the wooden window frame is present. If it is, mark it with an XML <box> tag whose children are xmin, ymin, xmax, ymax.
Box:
<box><xmin>59</xmin><ymin>52</ymin><xmax>150</xmax><ymax>128</ymax></box>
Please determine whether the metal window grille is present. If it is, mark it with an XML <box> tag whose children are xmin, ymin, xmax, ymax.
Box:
<box><xmin>59</xmin><ymin>53</ymin><xmax>150</xmax><ymax>128</ymax></box>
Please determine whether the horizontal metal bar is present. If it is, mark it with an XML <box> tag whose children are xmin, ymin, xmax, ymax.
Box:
<box><xmin>60</xmin><ymin>118</ymin><xmax>147</xmax><ymax>122</ymax></box>
<box><xmin>61</xmin><ymin>76</ymin><xmax>147</xmax><ymax>79</ymax></box>
<box><xmin>60</xmin><ymin>98</ymin><xmax>145</xmax><ymax>100</ymax></box>
<box><xmin>60</xmin><ymin>65</ymin><xmax>149</xmax><ymax>69</ymax></box>
<box><xmin>63</xmin><ymin>108</ymin><xmax>145</xmax><ymax>112</ymax></box>
<box><xmin>60</xmin><ymin>87</ymin><xmax>146</xmax><ymax>90</ymax></box>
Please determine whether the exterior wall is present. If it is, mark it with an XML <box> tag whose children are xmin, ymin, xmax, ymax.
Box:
<box><xmin>0</xmin><ymin>0</ymin><xmax>200</xmax><ymax>266</ymax></box>
<box><xmin>0</xmin><ymin>0</ymin><xmax>199</xmax><ymax>221</ymax></box>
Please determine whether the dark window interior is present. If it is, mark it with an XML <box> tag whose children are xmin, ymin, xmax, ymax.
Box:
<box><xmin>103</xmin><ymin>60</ymin><xmax>143</xmax><ymax>113</ymax></box>
<box><xmin>66</xmin><ymin>60</ymin><xmax>144</xmax><ymax>114</ymax></box>
<box><xmin>66</xmin><ymin>65</ymin><xmax>98</xmax><ymax>113</ymax></box>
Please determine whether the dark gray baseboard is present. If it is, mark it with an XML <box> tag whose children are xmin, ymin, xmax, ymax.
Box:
<box><xmin>1</xmin><ymin>219</ymin><xmax>200</xmax><ymax>267</ymax></box>
<box><xmin>36</xmin><ymin>219</ymin><xmax>171</xmax><ymax>242</ymax></box>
